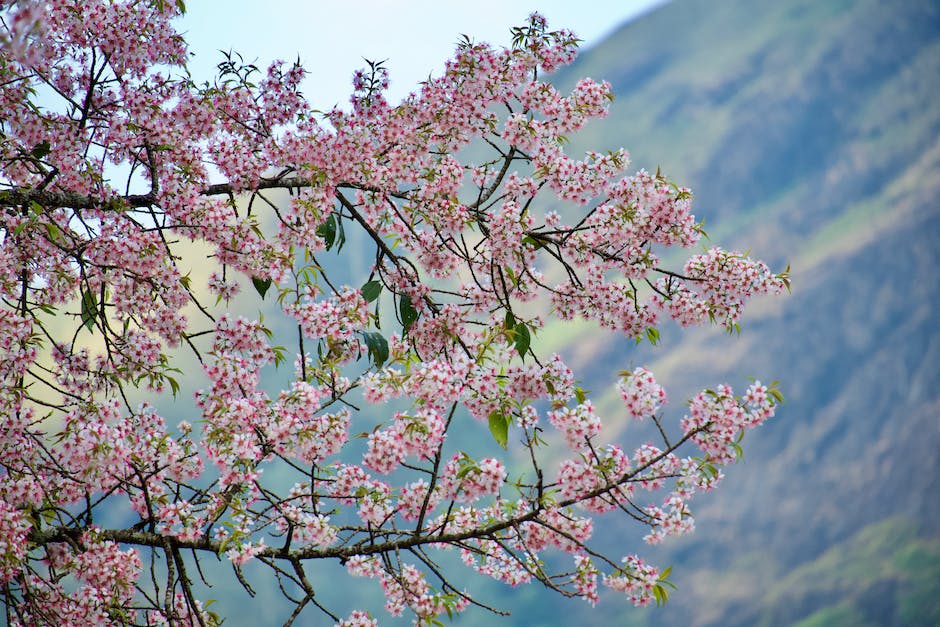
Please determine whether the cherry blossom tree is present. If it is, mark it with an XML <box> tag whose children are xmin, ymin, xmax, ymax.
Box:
<box><xmin>0</xmin><ymin>2</ymin><xmax>789</xmax><ymax>625</ymax></box>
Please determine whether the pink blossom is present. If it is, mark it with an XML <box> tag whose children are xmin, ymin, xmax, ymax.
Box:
<box><xmin>0</xmin><ymin>500</ymin><xmax>29</xmax><ymax>583</ymax></box>
<box><xmin>0</xmin><ymin>5</ymin><xmax>788</xmax><ymax>623</ymax></box>
<box><xmin>618</xmin><ymin>366</ymin><xmax>667</xmax><ymax>420</ymax></box>
<box><xmin>336</xmin><ymin>610</ymin><xmax>379</xmax><ymax>627</ymax></box>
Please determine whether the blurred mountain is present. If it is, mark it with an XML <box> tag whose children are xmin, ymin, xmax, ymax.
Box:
<box><xmin>527</xmin><ymin>0</ymin><xmax>940</xmax><ymax>624</ymax></box>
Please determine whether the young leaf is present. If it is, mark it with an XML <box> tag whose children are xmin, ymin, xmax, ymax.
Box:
<box><xmin>43</xmin><ymin>222</ymin><xmax>66</xmax><ymax>246</ymax></box>
<box><xmin>399</xmin><ymin>294</ymin><xmax>419</xmax><ymax>333</ymax></box>
<box><xmin>31</xmin><ymin>141</ymin><xmax>51</xmax><ymax>160</ymax></box>
<box><xmin>574</xmin><ymin>386</ymin><xmax>588</xmax><ymax>404</ymax></box>
<box><xmin>80</xmin><ymin>289</ymin><xmax>97</xmax><ymax>332</ymax></box>
<box><xmin>251</xmin><ymin>277</ymin><xmax>272</xmax><ymax>299</ymax></box>
<box><xmin>166</xmin><ymin>375</ymin><xmax>181</xmax><ymax>397</ymax></box>
<box><xmin>456</xmin><ymin>456</ymin><xmax>478</xmax><ymax>479</ymax></box>
<box><xmin>521</xmin><ymin>235</ymin><xmax>545</xmax><ymax>250</ymax></box>
<box><xmin>316</xmin><ymin>214</ymin><xmax>336</xmax><ymax>250</ymax></box>
<box><xmin>488</xmin><ymin>411</ymin><xmax>509</xmax><ymax>449</ymax></box>
<box><xmin>361</xmin><ymin>280</ymin><xmax>382</xmax><ymax>303</ymax></box>
<box><xmin>514</xmin><ymin>322</ymin><xmax>530</xmax><ymax>357</ymax></box>
<box><xmin>362</xmin><ymin>331</ymin><xmax>389</xmax><ymax>368</ymax></box>
<box><xmin>335</xmin><ymin>213</ymin><xmax>346</xmax><ymax>251</ymax></box>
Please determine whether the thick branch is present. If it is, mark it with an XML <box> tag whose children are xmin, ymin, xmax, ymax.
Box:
<box><xmin>0</xmin><ymin>175</ymin><xmax>317</xmax><ymax>211</ymax></box>
<box><xmin>0</xmin><ymin>187</ymin><xmax>156</xmax><ymax>210</ymax></box>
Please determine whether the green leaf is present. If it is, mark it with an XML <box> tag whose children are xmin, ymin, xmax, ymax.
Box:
<box><xmin>768</xmin><ymin>381</ymin><xmax>785</xmax><ymax>404</ymax></box>
<box><xmin>316</xmin><ymin>214</ymin><xmax>336</xmax><ymax>250</ymax></box>
<box><xmin>654</xmin><ymin>583</ymin><xmax>669</xmax><ymax>606</ymax></box>
<box><xmin>43</xmin><ymin>222</ymin><xmax>65</xmax><ymax>246</ymax></box>
<box><xmin>455</xmin><ymin>454</ymin><xmax>478</xmax><ymax>479</ymax></box>
<box><xmin>521</xmin><ymin>235</ymin><xmax>545</xmax><ymax>250</ymax></box>
<box><xmin>272</xmin><ymin>345</ymin><xmax>287</xmax><ymax>367</ymax></box>
<box><xmin>399</xmin><ymin>294</ymin><xmax>419</xmax><ymax>334</ymax></box>
<box><xmin>361</xmin><ymin>280</ymin><xmax>382</xmax><ymax>303</ymax></box>
<box><xmin>80</xmin><ymin>289</ymin><xmax>97</xmax><ymax>332</ymax></box>
<box><xmin>574</xmin><ymin>386</ymin><xmax>587</xmax><ymax>405</ymax></box>
<box><xmin>31</xmin><ymin>141</ymin><xmax>51</xmax><ymax>160</ymax></box>
<box><xmin>646</xmin><ymin>327</ymin><xmax>660</xmax><ymax>345</ymax></box>
<box><xmin>513</xmin><ymin>322</ymin><xmax>530</xmax><ymax>357</ymax></box>
<box><xmin>361</xmin><ymin>331</ymin><xmax>389</xmax><ymax>368</ymax></box>
<box><xmin>166</xmin><ymin>375</ymin><xmax>181</xmax><ymax>397</ymax></box>
<box><xmin>488</xmin><ymin>411</ymin><xmax>509</xmax><ymax>449</ymax></box>
<box><xmin>335</xmin><ymin>213</ymin><xmax>346</xmax><ymax>251</ymax></box>
<box><xmin>251</xmin><ymin>277</ymin><xmax>272</xmax><ymax>299</ymax></box>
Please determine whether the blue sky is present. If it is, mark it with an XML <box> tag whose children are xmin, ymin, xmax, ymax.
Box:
<box><xmin>178</xmin><ymin>1</ymin><xmax>668</xmax><ymax>107</ymax></box>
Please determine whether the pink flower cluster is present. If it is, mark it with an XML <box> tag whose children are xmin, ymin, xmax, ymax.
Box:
<box><xmin>0</xmin><ymin>3</ymin><xmax>790</xmax><ymax>623</ymax></box>
<box><xmin>396</xmin><ymin>479</ymin><xmax>437</xmax><ymax>521</ymax></box>
<box><xmin>603</xmin><ymin>554</ymin><xmax>662</xmax><ymax>607</ymax></box>
<box><xmin>460</xmin><ymin>536</ymin><xmax>534</xmax><ymax>587</ymax></box>
<box><xmin>523</xmin><ymin>506</ymin><xmax>594</xmax><ymax>554</ymax></box>
<box><xmin>682</xmin><ymin>382</ymin><xmax>778</xmax><ymax>464</ymax></box>
<box><xmin>0</xmin><ymin>500</ymin><xmax>29</xmax><ymax>583</ymax></box>
<box><xmin>287</xmin><ymin>287</ymin><xmax>370</xmax><ymax>345</ymax></box>
<box><xmin>336</xmin><ymin>610</ymin><xmax>378</xmax><ymax>627</ymax></box>
<box><xmin>226</xmin><ymin>539</ymin><xmax>267</xmax><ymax>566</ymax></box>
<box><xmin>7</xmin><ymin>532</ymin><xmax>144</xmax><ymax>625</ymax></box>
<box><xmin>331</xmin><ymin>465</ymin><xmax>393</xmax><ymax>526</ymax></box>
<box><xmin>346</xmin><ymin>557</ymin><xmax>470</xmax><ymax>623</ymax></box>
<box><xmin>364</xmin><ymin>408</ymin><xmax>447</xmax><ymax>474</ymax></box>
<box><xmin>73</xmin><ymin>535</ymin><xmax>142</xmax><ymax>606</ymax></box>
<box><xmin>656</xmin><ymin>248</ymin><xmax>788</xmax><ymax>329</ymax></box>
<box><xmin>438</xmin><ymin>454</ymin><xmax>506</xmax><ymax>503</ymax></box>
<box><xmin>548</xmin><ymin>401</ymin><xmax>603</xmax><ymax>450</ymax></box>
<box><xmin>557</xmin><ymin>445</ymin><xmax>634</xmax><ymax>512</ymax></box>
<box><xmin>618</xmin><ymin>366</ymin><xmax>668</xmax><ymax>420</ymax></box>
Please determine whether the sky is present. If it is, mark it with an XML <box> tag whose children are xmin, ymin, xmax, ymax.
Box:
<box><xmin>178</xmin><ymin>0</ymin><xmax>669</xmax><ymax>108</ymax></box>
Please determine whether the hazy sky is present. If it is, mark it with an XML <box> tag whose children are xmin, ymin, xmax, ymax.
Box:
<box><xmin>178</xmin><ymin>1</ymin><xmax>669</xmax><ymax>107</ymax></box>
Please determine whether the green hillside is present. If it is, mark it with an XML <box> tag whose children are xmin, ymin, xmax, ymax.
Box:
<box><xmin>757</xmin><ymin>517</ymin><xmax>940</xmax><ymax>626</ymax></box>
